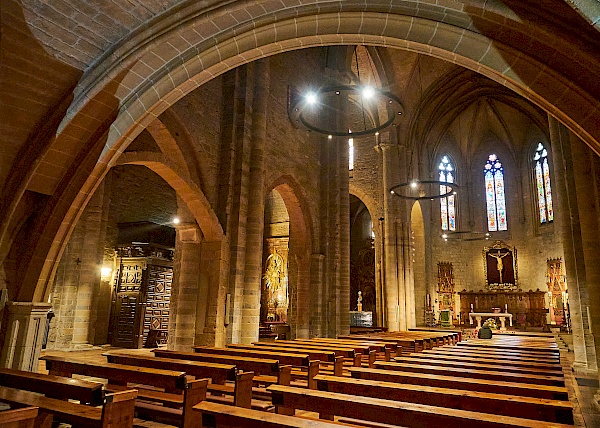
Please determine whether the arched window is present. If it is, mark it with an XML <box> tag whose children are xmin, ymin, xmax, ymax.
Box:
<box><xmin>484</xmin><ymin>154</ymin><xmax>507</xmax><ymax>231</ymax></box>
<box><xmin>438</xmin><ymin>156</ymin><xmax>455</xmax><ymax>231</ymax></box>
<box><xmin>533</xmin><ymin>142</ymin><xmax>554</xmax><ymax>223</ymax></box>
<box><xmin>349</xmin><ymin>138</ymin><xmax>354</xmax><ymax>171</ymax></box>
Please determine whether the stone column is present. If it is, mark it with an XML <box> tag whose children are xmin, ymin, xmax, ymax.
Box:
<box><xmin>569</xmin><ymin>130</ymin><xmax>600</xmax><ymax>382</ymax></box>
<box><xmin>222</xmin><ymin>66</ymin><xmax>252</xmax><ymax>344</ymax></box>
<box><xmin>0</xmin><ymin>302</ymin><xmax>52</xmax><ymax>371</ymax></box>
<box><xmin>198</xmin><ymin>239</ymin><xmax>229</xmax><ymax>347</ymax></box>
<box><xmin>241</xmin><ymin>58</ymin><xmax>269</xmax><ymax>344</ymax></box>
<box><xmin>378</xmin><ymin>140</ymin><xmax>403</xmax><ymax>330</ymax></box>
<box><xmin>549</xmin><ymin>117</ymin><xmax>597</xmax><ymax>373</ymax></box>
<box><xmin>169</xmin><ymin>223</ymin><xmax>201</xmax><ymax>351</ymax></box>
<box><xmin>309</xmin><ymin>254</ymin><xmax>325</xmax><ymax>337</ymax></box>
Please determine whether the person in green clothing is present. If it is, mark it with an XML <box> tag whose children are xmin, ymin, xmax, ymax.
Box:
<box><xmin>478</xmin><ymin>321</ymin><xmax>493</xmax><ymax>339</ymax></box>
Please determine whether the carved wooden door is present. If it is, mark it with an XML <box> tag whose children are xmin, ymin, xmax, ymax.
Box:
<box><xmin>110</xmin><ymin>260</ymin><xmax>147</xmax><ymax>348</ymax></box>
<box><xmin>142</xmin><ymin>263</ymin><xmax>172</xmax><ymax>345</ymax></box>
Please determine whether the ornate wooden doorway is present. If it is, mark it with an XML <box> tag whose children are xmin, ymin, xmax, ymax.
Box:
<box><xmin>108</xmin><ymin>244</ymin><xmax>173</xmax><ymax>348</ymax></box>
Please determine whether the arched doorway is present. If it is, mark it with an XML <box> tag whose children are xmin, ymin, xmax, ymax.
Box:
<box><xmin>261</xmin><ymin>189</ymin><xmax>291</xmax><ymax>339</ymax></box>
<box><xmin>350</xmin><ymin>195</ymin><xmax>377</xmax><ymax>327</ymax></box>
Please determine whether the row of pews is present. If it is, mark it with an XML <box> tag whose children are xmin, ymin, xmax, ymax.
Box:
<box><xmin>0</xmin><ymin>330</ymin><xmax>573</xmax><ymax>427</ymax></box>
<box><xmin>192</xmin><ymin>330</ymin><xmax>573</xmax><ymax>427</ymax></box>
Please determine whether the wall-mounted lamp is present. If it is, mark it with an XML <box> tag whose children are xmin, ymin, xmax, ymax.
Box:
<box><xmin>100</xmin><ymin>267</ymin><xmax>113</xmax><ymax>281</ymax></box>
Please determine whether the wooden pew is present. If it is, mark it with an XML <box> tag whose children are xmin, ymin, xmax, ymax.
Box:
<box><xmin>295</xmin><ymin>338</ymin><xmax>394</xmax><ymax>362</ymax></box>
<box><xmin>104</xmin><ymin>353</ymin><xmax>252</xmax><ymax>409</ymax></box>
<box><xmin>314</xmin><ymin>374</ymin><xmax>573</xmax><ymax>424</ymax></box>
<box><xmin>266</xmin><ymin>384</ymin><xmax>572</xmax><ymax>427</ymax></box>
<box><xmin>0</xmin><ymin>387</ymin><xmax>137</xmax><ymax>428</ymax></box>
<box><xmin>193</xmin><ymin>401</ymin><xmax>342</xmax><ymax>428</ymax></box>
<box><xmin>40</xmin><ymin>356</ymin><xmax>206</xmax><ymax>428</ymax></box>
<box><xmin>416</xmin><ymin>350</ymin><xmax>562</xmax><ymax>371</ymax></box>
<box><xmin>373</xmin><ymin>361</ymin><xmax>566</xmax><ymax>387</ymax></box>
<box><xmin>394</xmin><ymin>355</ymin><xmax>564</xmax><ymax>377</ymax></box>
<box><xmin>0</xmin><ymin>368</ymin><xmax>104</xmax><ymax>406</ymax></box>
<box><xmin>339</xmin><ymin>334</ymin><xmax>421</xmax><ymax>355</ymax></box>
<box><xmin>422</xmin><ymin>349</ymin><xmax>562</xmax><ymax>367</ymax></box>
<box><xmin>152</xmin><ymin>349</ymin><xmax>291</xmax><ymax>390</ymax></box>
<box><xmin>349</xmin><ymin>367</ymin><xmax>569</xmax><ymax>400</ymax></box>
<box><xmin>0</xmin><ymin>407</ymin><xmax>38</xmax><ymax>428</ymax></box>
<box><xmin>409</xmin><ymin>327</ymin><xmax>462</xmax><ymax>343</ymax></box>
<box><xmin>193</xmin><ymin>346</ymin><xmax>320</xmax><ymax>389</ymax></box>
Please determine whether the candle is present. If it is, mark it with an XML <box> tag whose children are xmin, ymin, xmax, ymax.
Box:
<box><xmin>505</xmin><ymin>303</ymin><xmax>508</xmax><ymax>312</ymax></box>
<box><xmin>470</xmin><ymin>303</ymin><xmax>474</xmax><ymax>312</ymax></box>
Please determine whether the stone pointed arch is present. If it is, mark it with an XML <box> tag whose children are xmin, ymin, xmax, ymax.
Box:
<box><xmin>116</xmin><ymin>152</ymin><xmax>224</xmax><ymax>242</ymax></box>
<box><xmin>267</xmin><ymin>175</ymin><xmax>314</xmax><ymax>338</ymax></box>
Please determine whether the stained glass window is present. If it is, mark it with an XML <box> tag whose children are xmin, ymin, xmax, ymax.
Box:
<box><xmin>439</xmin><ymin>156</ymin><xmax>455</xmax><ymax>231</ymax></box>
<box><xmin>484</xmin><ymin>154</ymin><xmax>507</xmax><ymax>231</ymax></box>
<box><xmin>533</xmin><ymin>142</ymin><xmax>553</xmax><ymax>223</ymax></box>
<box><xmin>349</xmin><ymin>138</ymin><xmax>354</xmax><ymax>171</ymax></box>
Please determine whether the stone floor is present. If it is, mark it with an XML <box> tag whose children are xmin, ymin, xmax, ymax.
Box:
<box><xmin>38</xmin><ymin>334</ymin><xmax>600</xmax><ymax>427</ymax></box>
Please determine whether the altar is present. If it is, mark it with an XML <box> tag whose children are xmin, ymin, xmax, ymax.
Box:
<box><xmin>469</xmin><ymin>312</ymin><xmax>513</xmax><ymax>330</ymax></box>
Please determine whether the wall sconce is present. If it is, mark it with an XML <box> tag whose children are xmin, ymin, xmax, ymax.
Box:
<box><xmin>100</xmin><ymin>267</ymin><xmax>113</xmax><ymax>281</ymax></box>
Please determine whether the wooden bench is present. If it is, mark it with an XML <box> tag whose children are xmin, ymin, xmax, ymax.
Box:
<box><xmin>373</xmin><ymin>361</ymin><xmax>566</xmax><ymax>387</ymax></box>
<box><xmin>0</xmin><ymin>407</ymin><xmax>38</xmax><ymax>428</ymax></box>
<box><xmin>314</xmin><ymin>374</ymin><xmax>573</xmax><ymax>424</ymax></box>
<box><xmin>0</xmin><ymin>368</ymin><xmax>104</xmax><ymax>406</ymax></box>
<box><xmin>0</xmin><ymin>386</ymin><xmax>137</xmax><ymax>428</ymax></box>
<box><xmin>394</xmin><ymin>355</ymin><xmax>565</xmax><ymax>377</ymax></box>
<box><xmin>193</xmin><ymin>401</ymin><xmax>343</xmax><ymax>427</ymax></box>
<box><xmin>153</xmin><ymin>349</ymin><xmax>291</xmax><ymax>392</ymax></box>
<box><xmin>266</xmin><ymin>384</ymin><xmax>572</xmax><ymax>427</ymax></box>
<box><xmin>40</xmin><ymin>355</ymin><xmax>206</xmax><ymax>428</ymax></box>
<box><xmin>349</xmin><ymin>367</ymin><xmax>569</xmax><ymax>400</ymax></box>
<box><xmin>104</xmin><ymin>352</ymin><xmax>252</xmax><ymax>409</ymax></box>
<box><xmin>422</xmin><ymin>349</ymin><xmax>562</xmax><ymax>367</ymax></box>
<box><xmin>417</xmin><ymin>350</ymin><xmax>563</xmax><ymax>370</ymax></box>
<box><xmin>299</xmin><ymin>337</ymin><xmax>396</xmax><ymax>361</ymax></box>
<box><xmin>193</xmin><ymin>346</ymin><xmax>320</xmax><ymax>388</ymax></box>
<box><xmin>339</xmin><ymin>334</ymin><xmax>421</xmax><ymax>355</ymax></box>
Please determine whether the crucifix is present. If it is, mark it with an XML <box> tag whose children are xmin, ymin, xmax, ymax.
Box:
<box><xmin>490</xmin><ymin>251</ymin><xmax>509</xmax><ymax>284</ymax></box>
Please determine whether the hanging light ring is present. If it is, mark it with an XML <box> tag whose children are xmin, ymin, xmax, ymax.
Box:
<box><xmin>389</xmin><ymin>180</ymin><xmax>459</xmax><ymax>201</ymax></box>
<box><xmin>289</xmin><ymin>85</ymin><xmax>403</xmax><ymax>137</ymax></box>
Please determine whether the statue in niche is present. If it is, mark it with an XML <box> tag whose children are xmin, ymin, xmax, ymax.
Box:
<box><xmin>263</xmin><ymin>250</ymin><xmax>287</xmax><ymax>322</ymax></box>
<box><xmin>357</xmin><ymin>291</ymin><xmax>363</xmax><ymax>312</ymax></box>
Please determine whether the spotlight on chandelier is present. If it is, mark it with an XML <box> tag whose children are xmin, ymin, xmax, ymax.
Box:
<box><xmin>389</xmin><ymin>180</ymin><xmax>459</xmax><ymax>201</ymax></box>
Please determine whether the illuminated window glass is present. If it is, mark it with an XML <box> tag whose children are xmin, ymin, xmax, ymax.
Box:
<box><xmin>349</xmin><ymin>138</ymin><xmax>354</xmax><ymax>171</ymax></box>
<box><xmin>533</xmin><ymin>142</ymin><xmax>553</xmax><ymax>223</ymax></box>
<box><xmin>439</xmin><ymin>156</ymin><xmax>455</xmax><ymax>231</ymax></box>
<box><xmin>484</xmin><ymin>154</ymin><xmax>507</xmax><ymax>231</ymax></box>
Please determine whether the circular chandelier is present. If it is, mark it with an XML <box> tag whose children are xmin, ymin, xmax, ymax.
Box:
<box><xmin>288</xmin><ymin>85</ymin><xmax>403</xmax><ymax>137</ymax></box>
<box><xmin>389</xmin><ymin>180</ymin><xmax>459</xmax><ymax>201</ymax></box>
<box><xmin>441</xmin><ymin>231</ymin><xmax>491</xmax><ymax>242</ymax></box>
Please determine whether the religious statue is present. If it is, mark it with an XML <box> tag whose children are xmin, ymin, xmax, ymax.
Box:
<box><xmin>357</xmin><ymin>291</ymin><xmax>363</xmax><ymax>312</ymax></box>
<box><xmin>263</xmin><ymin>251</ymin><xmax>285</xmax><ymax>292</ymax></box>
<box><xmin>489</xmin><ymin>251</ymin><xmax>509</xmax><ymax>284</ymax></box>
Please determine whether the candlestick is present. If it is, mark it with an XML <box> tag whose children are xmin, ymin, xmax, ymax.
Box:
<box><xmin>470</xmin><ymin>303</ymin><xmax>474</xmax><ymax>312</ymax></box>
<box><xmin>505</xmin><ymin>303</ymin><xmax>508</xmax><ymax>313</ymax></box>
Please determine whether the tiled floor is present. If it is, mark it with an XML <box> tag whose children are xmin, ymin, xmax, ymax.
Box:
<box><xmin>38</xmin><ymin>335</ymin><xmax>600</xmax><ymax>427</ymax></box>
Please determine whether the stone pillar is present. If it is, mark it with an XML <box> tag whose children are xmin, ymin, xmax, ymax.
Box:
<box><xmin>169</xmin><ymin>223</ymin><xmax>201</xmax><ymax>351</ymax></box>
<box><xmin>0</xmin><ymin>302</ymin><xmax>52</xmax><ymax>371</ymax></box>
<box><xmin>549</xmin><ymin>117</ymin><xmax>597</xmax><ymax>373</ymax></box>
<box><xmin>309</xmin><ymin>254</ymin><xmax>325</xmax><ymax>337</ymax></box>
<box><xmin>240</xmin><ymin>59</ymin><xmax>269</xmax><ymax>344</ymax></box>
<box><xmin>570</xmin><ymin>133</ymin><xmax>600</xmax><ymax>385</ymax></box>
<box><xmin>222</xmin><ymin>66</ymin><xmax>252</xmax><ymax>344</ymax></box>
<box><xmin>198</xmin><ymin>239</ymin><xmax>229</xmax><ymax>347</ymax></box>
<box><xmin>378</xmin><ymin>141</ymin><xmax>403</xmax><ymax>330</ymax></box>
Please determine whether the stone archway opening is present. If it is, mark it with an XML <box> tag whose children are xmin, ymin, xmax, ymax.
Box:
<box><xmin>349</xmin><ymin>195</ymin><xmax>377</xmax><ymax>328</ymax></box>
